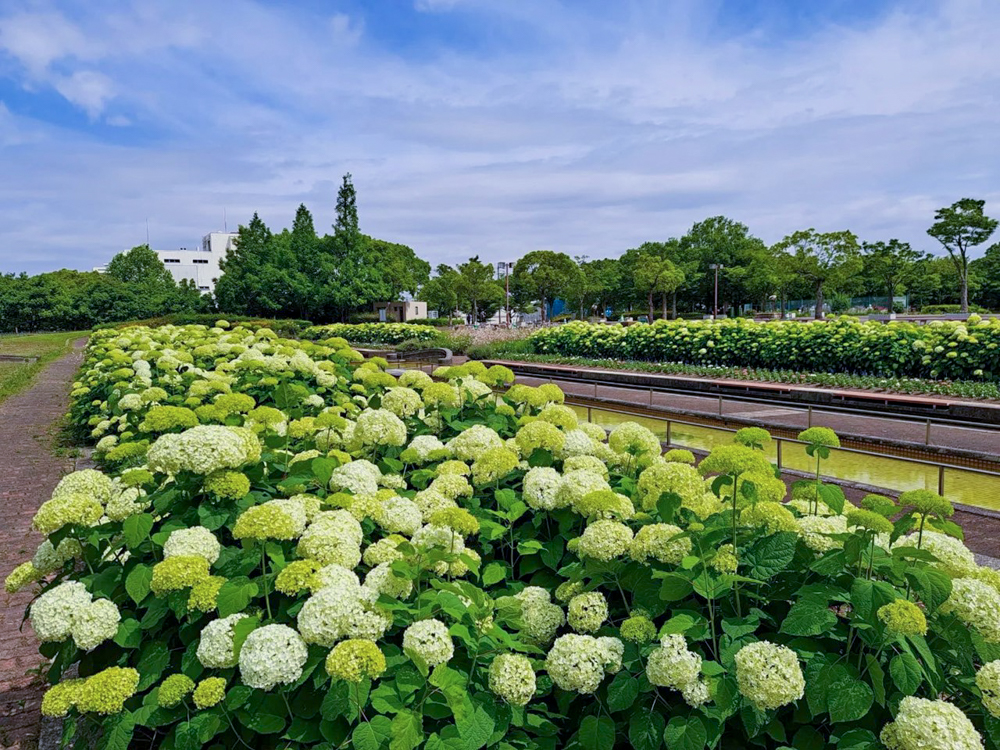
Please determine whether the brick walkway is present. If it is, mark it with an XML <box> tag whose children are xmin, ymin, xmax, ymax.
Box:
<box><xmin>0</xmin><ymin>339</ymin><xmax>85</xmax><ymax>750</ymax></box>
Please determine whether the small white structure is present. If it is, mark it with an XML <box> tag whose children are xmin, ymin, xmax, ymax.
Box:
<box><xmin>373</xmin><ymin>300</ymin><xmax>427</xmax><ymax>322</ymax></box>
<box><xmin>155</xmin><ymin>232</ymin><xmax>237</xmax><ymax>293</ymax></box>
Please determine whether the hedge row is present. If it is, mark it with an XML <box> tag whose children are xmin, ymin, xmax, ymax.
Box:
<box><xmin>528</xmin><ymin>318</ymin><xmax>1000</xmax><ymax>380</ymax></box>
<box><xmin>303</xmin><ymin>323</ymin><xmax>439</xmax><ymax>345</ymax></box>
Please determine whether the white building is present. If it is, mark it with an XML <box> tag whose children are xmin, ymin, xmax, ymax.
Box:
<box><xmin>373</xmin><ymin>300</ymin><xmax>427</xmax><ymax>322</ymax></box>
<box><xmin>155</xmin><ymin>232</ymin><xmax>237</xmax><ymax>293</ymax></box>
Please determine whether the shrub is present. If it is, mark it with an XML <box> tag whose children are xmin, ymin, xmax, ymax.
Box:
<box><xmin>406</xmin><ymin>318</ymin><xmax>465</xmax><ymax>327</ymax></box>
<box><xmin>303</xmin><ymin>323</ymin><xmax>439</xmax><ymax>345</ymax></box>
<box><xmin>9</xmin><ymin>324</ymin><xmax>999</xmax><ymax>750</ymax></box>
<box><xmin>528</xmin><ymin>317</ymin><xmax>1000</xmax><ymax>380</ymax></box>
<box><xmin>919</xmin><ymin>304</ymin><xmax>989</xmax><ymax>314</ymax></box>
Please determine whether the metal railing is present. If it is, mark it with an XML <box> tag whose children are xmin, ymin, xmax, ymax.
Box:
<box><xmin>519</xmin><ymin>371</ymin><xmax>1000</xmax><ymax>443</ymax></box>
<box><xmin>570</xmin><ymin>399</ymin><xmax>1000</xmax><ymax>515</ymax></box>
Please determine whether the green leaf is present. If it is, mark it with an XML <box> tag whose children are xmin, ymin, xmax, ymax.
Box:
<box><xmin>579</xmin><ymin>716</ymin><xmax>616</xmax><ymax>750</ymax></box>
<box><xmin>656</xmin><ymin>491</ymin><xmax>682</xmax><ymax>524</ymax></box>
<box><xmin>97</xmin><ymin>710</ymin><xmax>134</xmax><ymax>750</ymax></box>
<box><xmin>217</xmin><ymin>576</ymin><xmax>259</xmax><ymax>617</ymax></box>
<box><xmin>353</xmin><ymin>716</ymin><xmax>393</xmax><ymax>750</ymax></box>
<box><xmin>818</xmin><ymin>484</ymin><xmax>846</xmax><ymax>515</ymax></box>
<box><xmin>629</xmin><ymin>710</ymin><xmax>664</xmax><ymax>750</ymax></box>
<box><xmin>113</xmin><ymin>618</ymin><xmax>142</xmax><ymax>649</ymax></box>
<box><xmin>659</xmin><ymin>573</ymin><xmax>694</xmax><ymax>602</ymax></box>
<box><xmin>663</xmin><ymin>715</ymin><xmax>707</xmax><ymax>750</ymax></box>
<box><xmin>606</xmin><ymin>672</ymin><xmax>639</xmax><ymax>712</ymax></box>
<box><xmin>866</xmin><ymin>655</ymin><xmax>886</xmax><ymax>707</ymax></box>
<box><xmin>889</xmin><ymin>653</ymin><xmax>922</xmax><ymax>695</ymax></box>
<box><xmin>231</xmin><ymin>615</ymin><xmax>260</xmax><ymax>658</ymax></box>
<box><xmin>827</xmin><ymin>678</ymin><xmax>874</xmax><ymax>723</ymax></box>
<box><xmin>482</xmin><ymin>563</ymin><xmax>506</xmax><ymax>586</ymax></box>
<box><xmin>136</xmin><ymin>641</ymin><xmax>170</xmax><ymax>691</ymax></box>
<box><xmin>744</xmin><ymin>532</ymin><xmax>798</xmax><ymax>579</ymax></box>
<box><xmin>197</xmin><ymin>504</ymin><xmax>229</xmax><ymax>531</ymax></box>
<box><xmin>837</xmin><ymin>729</ymin><xmax>881</xmax><ymax>750</ymax></box>
<box><xmin>905</xmin><ymin>568</ymin><xmax>952</xmax><ymax>613</ymax></box>
<box><xmin>122</xmin><ymin>513</ymin><xmax>154</xmax><ymax>549</ymax></box>
<box><xmin>780</xmin><ymin>599</ymin><xmax>838</xmax><ymax>636</ymax></box>
<box><xmin>390</xmin><ymin>709</ymin><xmax>423</xmax><ymax>750</ymax></box>
<box><xmin>791</xmin><ymin>726</ymin><xmax>824</xmax><ymax>750</ymax></box>
<box><xmin>457</xmin><ymin>697</ymin><xmax>495</xmax><ymax>750</ymax></box>
<box><xmin>125</xmin><ymin>564</ymin><xmax>152</xmax><ymax>605</ymax></box>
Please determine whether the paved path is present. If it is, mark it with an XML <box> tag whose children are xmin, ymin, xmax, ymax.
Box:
<box><xmin>0</xmin><ymin>339</ymin><xmax>85</xmax><ymax>750</ymax></box>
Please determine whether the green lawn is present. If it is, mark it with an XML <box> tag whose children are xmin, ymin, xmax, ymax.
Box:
<box><xmin>0</xmin><ymin>330</ymin><xmax>87</xmax><ymax>404</ymax></box>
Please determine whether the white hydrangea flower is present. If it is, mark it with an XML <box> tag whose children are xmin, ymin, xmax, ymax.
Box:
<box><xmin>31</xmin><ymin>538</ymin><xmax>82</xmax><ymax>575</ymax></box>
<box><xmin>646</xmin><ymin>634</ymin><xmax>710</xmax><ymax>706</ymax></box>
<box><xmin>892</xmin><ymin>531</ymin><xmax>976</xmax><ymax>577</ymax></box>
<box><xmin>374</xmin><ymin>496</ymin><xmax>423</xmax><ymax>536</ymax></box>
<box><xmin>556</xmin><ymin>470</ymin><xmax>611</xmax><ymax>510</ymax></box>
<box><xmin>881</xmin><ymin>696</ymin><xmax>982</xmax><ymax>750</ymax></box>
<box><xmin>523</xmin><ymin>467</ymin><xmax>564</xmax><ymax>511</ymax></box>
<box><xmin>238</xmin><ymin>624</ymin><xmax>309</xmax><ymax>691</ymax></box>
<box><xmin>52</xmin><ymin>469</ymin><xmax>114</xmax><ymax>505</ymax></box>
<box><xmin>197</xmin><ymin>614</ymin><xmax>250</xmax><ymax>669</ymax></box>
<box><xmin>147</xmin><ymin>426</ymin><xmax>261</xmax><ymax>475</ymax></box>
<box><xmin>404</xmin><ymin>435</ymin><xmax>450</xmax><ymax>463</ymax></box>
<box><xmin>105</xmin><ymin>483</ymin><xmax>150</xmax><ymax>522</ymax></box>
<box><xmin>556</xmin><ymin>430</ymin><xmax>598</xmax><ymax>459</ymax></box>
<box><xmin>403</xmin><ymin>618</ymin><xmax>454</xmax><ymax>666</ymax></box>
<box><xmin>71</xmin><ymin>599</ymin><xmax>121</xmax><ymax>651</ymax></box>
<box><xmin>312</xmin><ymin>563</ymin><xmax>361</xmax><ymax>592</ymax></box>
<box><xmin>940</xmin><ymin>577</ymin><xmax>1000</xmax><ymax>642</ymax></box>
<box><xmin>30</xmin><ymin>581</ymin><xmax>93</xmax><ymax>642</ymax></box>
<box><xmin>545</xmin><ymin>634</ymin><xmax>619</xmax><ymax>694</ymax></box>
<box><xmin>364</xmin><ymin>562</ymin><xmax>414</xmax><ymax>599</ymax></box>
<box><xmin>353</xmin><ymin>409</ymin><xmax>407</xmax><ymax>448</ymax></box>
<box><xmin>329</xmin><ymin>460</ymin><xmax>382</xmax><ymax>496</ymax></box>
<box><xmin>734</xmin><ymin>641</ymin><xmax>805</xmax><ymax>710</ymax></box>
<box><xmin>798</xmin><ymin>515</ymin><xmax>847</xmax><ymax>553</ymax></box>
<box><xmin>163</xmin><ymin>526</ymin><xmax>221</xmax><ymax>565</ymax></box>
<box><xmin>381</xmin><ymin>387</ymin><xmax>423</xmax><ymax>418</ymax></box>
<box><xmin>447</xmin><ymin>425</ymin><xmax>504</xmax><ymax>461</ymax></box>
<box><xmin>118</xmin><ymin>393</ymin><xmax>143</xmax><ymax>411</ymax></box>
<box><xmin>298</xmin><ymin>585</ymin><xmax>391</xmax><ymax>646</ymax></box>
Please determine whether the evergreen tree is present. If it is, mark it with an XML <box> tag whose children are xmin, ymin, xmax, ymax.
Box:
<box><xmin>215</xmin><ymin>213</ymin><xmax>273</xmax><ymax>315</ymax></box>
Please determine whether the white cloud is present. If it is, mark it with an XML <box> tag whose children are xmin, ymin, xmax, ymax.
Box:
<box><xmin>0</xmin><ymin>0</ymin><xmax>998</xmax><ymax>275</ymax></box>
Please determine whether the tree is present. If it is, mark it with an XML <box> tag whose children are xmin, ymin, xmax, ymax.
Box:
<box><xmin>511</xmin><ymin>251</ymin><xmax>581</xmax><ymax>323</ymax></box>
<box><xmin>969</xmin><ymin>244</ymin><xmax>1000</xmax><ymax>310</ymax></box>
<box><xmin>679</xmin><ymin>217</ymin><xmax>767</xmax><ymax>315</ymax></box>
<box><xmin>927</xmin><ymin>198</ymin><xmax>998</xmax><ymax>313</ymax></box>
<box><xmin>634</xmin><ymin>255</ymin><xmax>685</xmax><ymax>321</ymax></box>
<box><xmin>772</xmin><ymin>229</ymin><xmax>861</xmax><ymax>319</ymax></box>
<box><xmin>372</xmin><ymin>238</ymin><xmax>431</xmax><ymax>300</ymax></box>
<box><xmin>421</xmin><ymin>265</ymin><xmax>460</xmax><ymax>319</ymax></box>
<box><xmin>862</xmin><ymin>239</ymin><xmax>925</xmax><ymax>310</ymax></box>
<box><xmin>573</xmin><ymin>258</ymin><xmax>621</xmax><ymax>319</ymax></box>
<box><xmin>216</xmin><ymin>212</ymin><xmax>274</xmax><ymax>315</ymax></box>
<box><xmin>312</xmin><ymin>174</ymin><xmax>393</xmax><ymax>320</ymax></box>
<box><xmin>455</xmin><ymin>257</ymin><xmax>502</xmax><ymax>322</ymax></box>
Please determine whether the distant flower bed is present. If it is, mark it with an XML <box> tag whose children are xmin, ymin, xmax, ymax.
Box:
<box><xmin>529</xmin><ymin>317</ymin><xmax>1000</xmax><ymax>381</ymax></box>
<box><xmin>6</xmin><ymin>321</ymin><xmax>999</xmax><ymax>749</ymax></box>
<box><xmin>304</xmin><ymin>322</ymin><xmax>439</xmax><ymax>345</ymax></box>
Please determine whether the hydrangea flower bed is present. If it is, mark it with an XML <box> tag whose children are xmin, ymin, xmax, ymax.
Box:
<box><xmin>7</xmin><ymin>321</ymin><xmax>1000</xmax><ymax>750</ymax></box>
<box><xmin>304</xmin><ymin>323</ymin><xmax>440</xmax><ymax>346</ymax></box>
<box><xmin>530</xmin><ymin>317</ymin><xmax>1000</xmax><ymax>381</ymax></box>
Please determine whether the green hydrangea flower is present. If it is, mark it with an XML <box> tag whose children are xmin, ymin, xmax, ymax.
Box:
<box><xmin>877</xmin><ymin>599</ymin><xmax>928</xmax><ymax>637</ymax></box>
<box><xmin>157</xmin><ymin>674</ymin><xmax>195</xmax><ymax>708</ymax></box>
<box><xmin>325</xmin><ymin>639</ymin><xmax>387</xmax><ymax>682</ymax></box>
<box><xmin>192</xmin><ymin>677</ymin><xmax>227</xmax><ymax>709</ymax></box>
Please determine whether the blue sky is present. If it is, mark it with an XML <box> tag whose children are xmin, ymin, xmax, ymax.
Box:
<box><xmin>1</xmin><ymin>0</ymin><xmax>998</xmax><ymax>274</ymax></box>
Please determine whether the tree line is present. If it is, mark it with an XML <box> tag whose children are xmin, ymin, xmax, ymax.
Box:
<box><xmin>2</xmin><ymin>187</ymin><xmax>997</xmax><ymax>333</ymax></box>
<box><xmin>423</xmin><ymin>198</ymin><xmax>999</xmax><ymax>321</ymax></box>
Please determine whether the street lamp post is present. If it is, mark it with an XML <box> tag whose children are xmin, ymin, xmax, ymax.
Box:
<box><xmin>709</xmin><ymin>263</ymin><xmax>724</xmax><ymax>319</ymax></box>
<box><xmin>497</xmin><ymin>261</ymin><xmax>513</xmax><ymax>327</ymax></box>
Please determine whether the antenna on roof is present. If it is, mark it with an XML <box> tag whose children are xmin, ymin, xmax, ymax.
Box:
<box><xmin>146</xmin><ymin>218</ymin><xmax>150</xmax><ymax>246</ymax></box>
<box><xmin>224</xmin><ymin>208</ymin><xmax>228</xmax><ymax>233</ymax></box>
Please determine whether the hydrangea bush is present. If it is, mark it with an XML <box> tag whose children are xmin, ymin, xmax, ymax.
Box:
<box><xmin>529</xmin><ymin>317</ymin><xmax>1000</xmax><ymax>381</ymax></box>
<box><xmin>7</xmin><ymin>321</ymin><xmax>1000</xmax><ymax>750</ymax></box>
<box><xmin>304</xmin><ymin>323</ymin><xmax>440</xmax><ymax>346</ymax></box>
